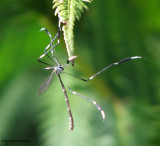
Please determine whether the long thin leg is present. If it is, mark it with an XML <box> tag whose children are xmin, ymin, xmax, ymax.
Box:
<box><xmin>39</xmin><ymin>43</ymin><xmax>59</xmax><ymax>60</ymax></box>
<box><xmin>57</xmin><ymin>74</ymin><xmax>74</xmax><ymax>130</ymax></box>
<box><xmin>37</xmin><ymin>59</ymin><xmax>52</xmax><ymax>66</ymax></box>
<box><xmin>40</xmin><ymin>20</ymin><xmax>61</xmax><ymax>53</ymax></box>
<box><xmin>38</xmin><ymin>42</ymin><xmax>58</xmax><ymax>66</ymax></box>
<box><xmin>40</xmin><ymin>21</ymin><xmax>61</xmax><ymax>65</ymax></box>
<box><xmin>67</xmin><ymin>85</ymin><xmax>105</xmax><ymax>120</ymax></box>
<box><xmin>38</xmin><ymin>43</ymin><xmax>60</xmax><ymax>65</ymax></box>
<box><xmin>64</xmin><ymin>56</ymin><xmax>142</xmax><ymax>82</ymax></box>
<box><xmin>38</xmin><ymin>28</ymin><xmax>56</xmax><ymax>65</ymax></box>
<box><xmin>40</xmin><ymin>28</ymin><xmax>59</xmax><ymax>53</ymax></box>
<box><xmin>38</xmin><ymin>38</ymin><xmax>60</xmax><ymax>65</ymax></box>
<box><xmin>38</xmin><ymin>52</ymin><xmax>55</xmax><ymax>66</ymax></box>
<box><xmin>39</xmin><ymin>31</ymin><xmax>60</xmax><ymax>64</ymax></box>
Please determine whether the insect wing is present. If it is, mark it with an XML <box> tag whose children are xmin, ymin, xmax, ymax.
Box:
<box><xmin>36</xmin><ymin>71</ymin><xmax>54</xmax><ymax>96</ymax></box>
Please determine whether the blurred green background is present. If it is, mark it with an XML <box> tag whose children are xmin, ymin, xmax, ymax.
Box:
<box><xmin>0</xmin><ymin>0</ymin><xmax>160</xmax><ymax>146</ymax></box>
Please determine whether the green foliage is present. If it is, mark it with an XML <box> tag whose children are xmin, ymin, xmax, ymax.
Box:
<box><xmin>0</xmin><ymin>0</ymin><xmax>160</xmax><ymax>146</ymax></box>
<box><xmin>53</xmin><ymin>0</ymin><xmax>92</xmax><ymax>59</ymax></box>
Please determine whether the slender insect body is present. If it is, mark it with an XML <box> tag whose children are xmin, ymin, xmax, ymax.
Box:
<box><xmin>43</xmin><ymin>66</ymin><xmax>64</xmax><ymax>74</ymax></box>
<box><xmin>55</xmin><ymin>66</ymin><xmax>64</xmax><ymax>74</ymax></box>
<box><xmin>37</xmin><ymin>28</ymin><xmax>142</xmax><ymax>130</ymax></box>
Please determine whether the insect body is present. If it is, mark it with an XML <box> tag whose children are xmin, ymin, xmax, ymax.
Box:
<box><xmin>37</xmin><ymin>28</ymin><xmax>142</xmax><ymax>130</ymax></box>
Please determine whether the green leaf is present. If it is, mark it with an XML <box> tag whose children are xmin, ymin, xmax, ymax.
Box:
<box><xmin>53</xmin><ymin>0</ymin><xmax>92</xmax><ymax>60</ymax></box>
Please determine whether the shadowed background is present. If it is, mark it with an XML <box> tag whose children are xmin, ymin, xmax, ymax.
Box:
<box><xmin>0</xmin><ymin>0</ymin><xmax>160</xmax><ymax>146</ymax></box>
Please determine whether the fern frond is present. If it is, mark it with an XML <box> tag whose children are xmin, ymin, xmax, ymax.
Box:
<box><xmin>53</xmin><ymin>0</ymin><xmax>92</xmax><ymax>61</ymax></box>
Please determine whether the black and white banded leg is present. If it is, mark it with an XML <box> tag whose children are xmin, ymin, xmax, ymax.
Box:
<box><xmin>57</xmin><ymin>74</ymin><xmax>74</xmax><ymax>130</ymax></box>
<box><xmin>68</xmin><ymin>86</ymin><xmax>105</xmax><ymax>120</ymax></box>
<box><xmin>37</xmin><ymin>66</ymin><xmax>74</xmax><ymax>130</ymax></box>
<box><xmin>64</xmin><ymin>56</ymin><xmax>142</xmax><ymax>82</ymax></box>
<box><xmin>38</xmin><ymin>21</ymin><xmax>61</xmax><ymax>65</ymax></box>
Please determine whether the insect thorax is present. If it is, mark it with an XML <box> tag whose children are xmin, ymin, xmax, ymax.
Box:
<box><xmin>55</xmin><ymin>66</ymin><xmax>64</xmax><ymax>74</ymax></box>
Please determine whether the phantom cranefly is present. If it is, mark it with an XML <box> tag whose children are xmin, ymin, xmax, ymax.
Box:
<box><xmin>37</xmin><ymin>28</ymin><xmax>142</xmax><ymax>130</ymax></box>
